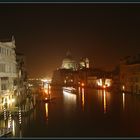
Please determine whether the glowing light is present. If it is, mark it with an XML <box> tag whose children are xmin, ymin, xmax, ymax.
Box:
<box><xmin>123</xmin><ymin>92</ymin><xmax>125</xmax><ymax>110</ymax></box>
<box><xmin>82</xmin><ymin>87</ymin><xmax>85</xmax><ymax>111</ymax></box>
<box><xmin>81</xmin><ymin>83</ymin><xmax>85</xmax><ymax>87</ymax></box>
<box><xmin>44</xmin><ymin>89</ymin><xmax>48</xmax><ymax>93</ymax></box>
<box><xmin>41</xmin><ymin>78</ymin><xmax>51</xmax><ymax>83</ymax></box>
<box><xmin>103</xmin><ymin>90</ymin><xmax>106</xmax><ymax>114</ymax></box>
<box><xmin>97</xmin><ymin>79</ymin><xmax>111</xmax><ymax>88</ymax></box>
<box><xmin>105</xmin><ymin>79</ymin><xmax>111</xmax><ymax>87</ymax></box>
<box><xmin>3</xmin><ymin>106</ymin><xmax>7</xmax><ymax>120</ymax></box>
<box><xmin>97</xmin><ymin>79</ymin><xmax>102</xmax><ymax>86</ymax></box>
<box><xmin>12</xmin><ymin>120</ymin><xmax>15</xmax><ymax>136</ymax></box>
<box><xmin>49</xmin><ymin>85</ymin><xmax>51</xmax><ymax>89</ymax></box>
<box><xmin>45</xmin><ymin>103</ymin><xmax>48</xmax><ymax>120</ymax></box>
<box><xmin>19</xmin><ymin>108</ymin><xmax>22</xmax><ymax>124</ymax></box>
<box><xmin>28</xmin><ymin>83</ymin><xmax>33</xmax><ymax>87</ymax></box>
<box><xmin>122</xmin><ymin>85</ymin><xmax>125</xmax><ymax>90</ymax></box>
<box><xmin>8</xmin><ymin>112</ymin><xmax>12</xmax><ymax>128</ymax></box>
<box><xmin>12</xmin><ymin>98</ymin><xmax>15</xmax><ymax>103</ymax></box>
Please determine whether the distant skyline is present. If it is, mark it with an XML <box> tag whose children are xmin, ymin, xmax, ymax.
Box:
<box><xmin>0</xmin><ymin>3</ymin><xmax>140</xmax><ymax>78</ymax></box>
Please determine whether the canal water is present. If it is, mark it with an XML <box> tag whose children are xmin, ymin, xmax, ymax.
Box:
<box><xmin>1</xmin><ymin>86</ymin><xmax>140</xmax><ymax>137</ymax></box>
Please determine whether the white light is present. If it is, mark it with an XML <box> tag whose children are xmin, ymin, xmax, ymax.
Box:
<box><xmin>122</xmin><ymin>85</ymin><xmax>125</xmax><ymax>90</ymax></box>
<box><xmin>12</xmin><ymin>120</ymin><xmax>15</xmax><ymax>136</ymax></box>
<box><xmin>12</xmin><ymin>99</ymin><xmax>15</xmax><ymax>103</ymax></box>
<box><xmin>97</xmin><ymin>79</ymin><xmax>102</xmax><ymax>86</ymax></box>
<box><xmin>45</xmin><ymin>103</ymin><xmax>48</xmax><ymax>120</ymax></box>
<box><xmin>82</xmin><ymin>87</ymin><xmax>85</xmax><ymax>111</ymax></box>
<box><xmin>123</xmin><ymin>92</ymin><xmax>125</xmax><ymax>110</ymax></box>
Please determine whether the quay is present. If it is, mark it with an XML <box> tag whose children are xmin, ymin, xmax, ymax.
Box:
<box><xmin>0</xmin><ymin>127</ymin><xmax>12</xmax><ymax>137</ymax></box>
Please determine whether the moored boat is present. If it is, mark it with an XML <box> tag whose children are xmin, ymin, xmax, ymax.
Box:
<box><xmin>62</xmin><ymin>87</ymin><xmax>77</xmax><ymax>94</ymax></box>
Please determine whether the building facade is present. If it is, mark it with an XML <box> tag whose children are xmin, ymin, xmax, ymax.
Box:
<box><xmin>0</xmin><ymin>37</ymin><xmax>17</xmax><ymax>111</ymax></box>
<box><xmin>120</xmin><ymin>54</ymin><xmax>140</xmax><ymax>94</ymax></box>
<box><xmin>15</xmin><ymin>53</ymin><xmax>28</xmax><ymax>105</ymax></box>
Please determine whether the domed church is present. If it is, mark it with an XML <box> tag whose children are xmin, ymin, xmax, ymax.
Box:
<box><xmin>61</xmin><ymin>51</ymin><xmax>77</xmax><ymax>70</ymax></box>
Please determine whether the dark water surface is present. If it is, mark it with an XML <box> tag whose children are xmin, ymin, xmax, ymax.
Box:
<box><xmin>2</xmin><ymin>86</ymin><xmax>140</xmax><ymax>137</ymax></box>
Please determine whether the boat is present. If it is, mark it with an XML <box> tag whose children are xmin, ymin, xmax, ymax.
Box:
<box><xmin>42</xmin><ymin>96</ymin><xmax>55</xmax><ymax>103</ymax></box>
<box><xmin>63</xmin><ymin>87</ymin><xmax>77</xmax><ymax>94</ymax></box>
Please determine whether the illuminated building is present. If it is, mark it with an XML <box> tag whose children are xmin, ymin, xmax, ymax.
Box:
<box><xmin>120</xmin><ymin>54</ymin><xmax>140</xmax><ymax>94</ymax></box>
<box><xmin>15</xmin><ymin>53</ymin><xmax>28</xmax><ymax>104</ymax></box>
<box><xmin>61</xmin><ymin>51</ymin><xmax>77</xmax><ymax>71</ymax></box>
<box><xmin>0</xmin><ymin>36</ymin><xmax>17</xmax><ymax>110</ymax></box>
<box><xmin>52</xmin><ymin>51</ymin><xmax>113</xmax><ymax>87</ymax></box>
<box><xmin>52</xmin><ymin>69</ymin><xmax>79</xmax><ymax>86</ymax></box>
<box><xmin>79</xmin><ymin>57</ymin><xmax>89</xmax><ymax>69</ymax></box>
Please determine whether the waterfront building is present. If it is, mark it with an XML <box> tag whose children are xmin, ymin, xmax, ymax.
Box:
<box><xmin>120</xmin><ymin>54</ymin><xmax>140</xmax><ymax>94</ymax></box>
<box><xmin>0</xmin><ymin>36</ymin><xmax>17</xmax><ymax>111</ymax></box>
<box><xmin>52</xmin><ymin>51</ymin><xmax>113</xmax><ymax>88</ymax></box>
<box><xmin>79</xmin><ymin>57</ymin><xmax>90</xmax><ymax>69</ymax></box>
<box><xmin>15</xmin><ymin>53</ymin><xmax>28</xmax><ymax>105</ymax></box>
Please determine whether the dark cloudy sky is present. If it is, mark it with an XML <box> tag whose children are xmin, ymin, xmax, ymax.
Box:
<box><xmin>0</xmin><ymin>3</ymin><xmax>140</xmax><ymax>78</ymax></box>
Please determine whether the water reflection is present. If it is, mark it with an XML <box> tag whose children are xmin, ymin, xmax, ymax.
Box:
<box><xmin>8</xmin><ymin>111</ymin><xmax>12</xmax><ymax>128</ymax></box>
<box><xmin>81</xmin><ymin>87</ymin><xmax>85</xmax><ymax>111</ymax></box>
<box><xmin>122</xmin><ymin>93</ymin><xmax>125</xmax><ymax>110</ymax></box>
<box><xmin>19</xmin><ymin>107</ymin><xmax>22</xmax><ymax>124</ymax></box>
<box><xmin>12</xmin><ymin>120</ymin><xmax>15</xmax><ymax>136</ymax></box>
<box><xmin>98</xmin><ymin>89</ymin><xmax>109</xmax><ymax>114</ymax></box>
<box><xmin>103</xmin><ymin>90</ymin><xmax>107</xmax><ymax>114</ymax></box>
<box><xmin>3</xmin><ymin>106</ymin><xmax>7</xmax><ymax>121</ymax></box>
<box><xmin>63</xmin><ymin>90</ymin><xmax>76</xmax><ymax>103</ymax></box>
<box><xmin>63</xmin><ymin>88</ymin><xmax>77</xmax><ymax>114</ymax></box>
<box><xmin>2</xmin><ymin>87</ymin><xmax>140</xmax><ymax>137</ymax></box>
<box><xmin>78</xmin><ymin>86</ymin><xmax>81</xmax><ymax>94</ymax></box>
<box><xmin>19</xmin><ymin>128</ymin><xmax>22</xmax><ymax>138</ymax></box>
<box><xmin>45</xmin><ymin>103</ymin><xmax>49</xmax><ymax>121</ymax></box>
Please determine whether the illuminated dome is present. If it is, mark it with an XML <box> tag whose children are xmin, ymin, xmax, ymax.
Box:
<box><xmin>61</xmin><ymin>51</ymin><xmax>77</xmax><ymax>70</ymax></box>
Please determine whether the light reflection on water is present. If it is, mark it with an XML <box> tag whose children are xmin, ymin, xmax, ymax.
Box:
<box><xmin>103</xmin><ymin>90</ymin><xmax>107</xmax><ymax>114</ymax></box>
<box><xmin>2</xmin><ymin>87</ymin><xmax>140</xmax><ymax>137</ymax></box>
<box><xmin>81</xmin><ymin>87</ymin><xmax>85</xmax><ymax>111</ymax></box>
<box><xmin>63</xmin><ymin>89</ymin><xmax>77</xmax><ymax>116</ymax></box>
<box><xmin>123</xmin><ymin>92</ymin><xmax>125</xmax><ymax>110</ymax></box>
<box><xmin>12</xmin><ymin>120</ymin><xmax>15</xmax><ymax>136</ymax></box>
<box><xmin>45</xmin><ymin>103</ymin><xmax>48</xmax><ymax>121</ymax></box>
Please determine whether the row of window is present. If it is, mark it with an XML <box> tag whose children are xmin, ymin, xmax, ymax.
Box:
<box><xmin>0</xmin><ymin>47</ymin><xmax>14</xmax><ymax>56</ymax></box>
<box><xmin>122</xmin><ymin>76</ymin><xmax>140</xmax><ymax>83</ymax></box>
<box><xmin>1</xmin><ymin>84</ymin><xmax>7</xmax><ymax>90</ymax></box>
<box><xmin>0</xmin><ymin>63</ymin><xmax>16</xmax><ymax>73</ymax></box>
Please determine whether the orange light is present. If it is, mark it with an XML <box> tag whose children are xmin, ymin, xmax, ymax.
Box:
<box><xmin>44</xmin><ymin>89</ymin><xmax>48</xmax><ymax>93</ymax></box>
<box><xmin>81</xmin><ymin>83</ymin><xmax>85</xmax><ymax>87</ymax></box>
<box><xmin>103</xmin><ymin>85</ymin><xmax>106</xmax><ymax>88</ymax></box>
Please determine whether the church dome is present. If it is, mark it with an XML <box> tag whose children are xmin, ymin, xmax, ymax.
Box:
<box><xmin>61</xmin><ymin>51</ymin><xmax>77</xmax><ymax>70</ymax></box>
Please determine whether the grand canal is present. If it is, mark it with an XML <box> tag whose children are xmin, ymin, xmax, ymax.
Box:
<box><xmin>1</xmin><ymin>86</ymin><xmax>140</xmax><ymax>137</ymax></box>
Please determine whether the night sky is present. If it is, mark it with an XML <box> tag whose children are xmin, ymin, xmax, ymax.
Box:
<box><xmin>0</xmin><ymin>3</ymin><xmax>140</xmax><ymax>78</ymax></box>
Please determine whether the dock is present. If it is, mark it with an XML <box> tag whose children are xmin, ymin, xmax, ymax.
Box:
<box><xmin>0</xmin><ymin>127</ymin><xmax>12</xmax><ymax>137</ymax></box>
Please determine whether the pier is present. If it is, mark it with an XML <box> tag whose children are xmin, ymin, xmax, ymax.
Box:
<box><xmin>0</xmin><ymin>127</ymin><xmax>12</xmax><ymax>137</ymax></box>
